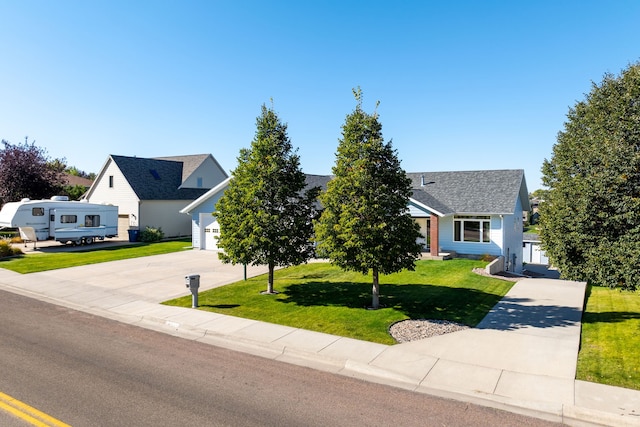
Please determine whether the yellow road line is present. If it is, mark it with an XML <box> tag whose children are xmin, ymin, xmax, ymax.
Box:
<box><xmin>0</xmin><ymin>392</ymin><xmax>71</xmax><ymax>427</ymax></box>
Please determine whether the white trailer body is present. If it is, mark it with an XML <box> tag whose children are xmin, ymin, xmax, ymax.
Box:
<box><xmin>0</xmin><ymin>197</ymin><xmax>118</xmax><ymax>245</ymax></box>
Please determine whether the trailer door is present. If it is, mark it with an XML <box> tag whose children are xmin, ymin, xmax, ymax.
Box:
<box><xmin>49</xmin><ymin>208</ymin><xmax>56</xmax><ymax>238</ymax></box>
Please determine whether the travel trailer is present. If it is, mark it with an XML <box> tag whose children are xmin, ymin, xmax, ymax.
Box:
<box><xmin>0</xmin><ymin>196</ymin><xmax>118</xmax><ymax>245</ymax></box>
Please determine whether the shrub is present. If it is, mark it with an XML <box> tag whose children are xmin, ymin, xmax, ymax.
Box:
<box><xmin>140</xmin><ymin>226</ymin><xmax>164</xmax><ymax>243</ymax></box>
<box><xmin>0</xmin><ymin>240</ymin><xmax>22</xmax><ymax>258</ymax></box>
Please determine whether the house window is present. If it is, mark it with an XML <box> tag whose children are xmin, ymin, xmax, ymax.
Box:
<box><xmin>32</xmin><ymin>207</ymin><xmax>45</xmax><ymax>216</ymax></box>
<box><xmin>61</xmin><ymin>215</ymin><xmax>77</xmax><ymax>224</ymax></box>
<box><xmin>85</xmin><ymin>215</ymin><xmax>100</xmax><ymax>227</ymax></box>
<box><xmin>109</xmin><ymin>175</ymin><xmax>114</xmax><ymax>188</ymax></box>
<box><xmin>454</xmin><ymin>215</ymin><xmax>491</xmax><ymax>243</ymax></box>
<box><xmin>197</xmin><ymin>177</ymin><xmax>203</xmax><ymax>188</ymax></box>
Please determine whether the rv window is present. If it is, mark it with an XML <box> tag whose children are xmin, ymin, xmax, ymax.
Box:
<box><xmin>61</xmin><ymin>215</ymin><xmax>77</xmax><ymax>224</ymax></box>
<box><xmin>85</xmin><ymin>215</ymin><xmax>100</xmax><ymax>227</ymax></box>
<box><xmin>32</xmin><ymin>208</ymin><xmax>45</xmax><ymax>216</ymax></box>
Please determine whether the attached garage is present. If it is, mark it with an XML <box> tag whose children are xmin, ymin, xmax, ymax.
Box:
<box><xmin>199</xmin><ymin>213</ymin><xmax>221</xmax><ymax>250</ymax></box>
<box><xmin>180</xmin><ymin>178</ymin><xmax>231</xmax><ymax>250</ymax></box>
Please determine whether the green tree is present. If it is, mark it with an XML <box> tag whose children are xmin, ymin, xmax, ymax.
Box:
<box><xmin>315</xmin><ymin>89</ymin><xmax>422</xmax><ymax>309</ymax></box>
<box><xmin>215</xmin><ymin>104</ymin><xmax>320</xmax><ymax>294</ymax></box>
<box><xmin>540</xmin><ymin>62</ymin><xmax>640</xmax><ymax>290</ymax></box>
<box><xmin>0</xmin><ymin>138</ymin><xmax>65</xmax><ymax>206</ymax></box>
<box><xmin>61</xmin><ymin>184</ymin><xmax>88</xmax><ymax>201</ymax></box>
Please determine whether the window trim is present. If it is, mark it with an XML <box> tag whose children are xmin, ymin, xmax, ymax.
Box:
<box><xmin>453</xmin><ymin>215</ymin><xmax>491</xmax><ymax>244</ymax></box>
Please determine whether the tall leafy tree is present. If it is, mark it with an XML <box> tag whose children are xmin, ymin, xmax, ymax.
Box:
<box><xmin>215</xmin><ymin>104</ymin><xmax>320</xmax><ymax>294</ymax></box>
<box><xmin>0</xmin><ymin>138</ymin><xmax>65</xmax><ymax>206</ymax></box>
<box><xmin>540</xmin><ymin>62</ymin><xmax>640</xmax><ymax>290</ymax></box>
<box><xmin>315</xmin><ymin>88</ymin><xmax>422</xmax><ymax>309</ymax></box>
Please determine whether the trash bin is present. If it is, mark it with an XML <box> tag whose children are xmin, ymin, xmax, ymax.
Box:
<box><xmin>127</xmin><ymin>229</ymin><xmax>139</xmax><ymax>242</ymax></box>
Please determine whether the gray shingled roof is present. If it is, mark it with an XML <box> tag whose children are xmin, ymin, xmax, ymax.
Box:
<box><xmin>407</xmin><ymin>169</ymin><xmax>527</xmax><ymax>216</ymax></box>
<box><xmin>304</xmin><ymin>174</ymin><xmax>332</xmax><ymax>192</ymax></box>
<box><xmin>153</xmin><ymin>154</ymin><xmax>212</xmax><ymax>184</ymax></box>
<box><xmin>301</xmin><ymin>170</ymin><xmax>527</xmax><ymax>216</ymax></box>
<box><xmin>111</xmin><ymin>155</ymin><xmax>209</xmax><ymax>201</ymax></box>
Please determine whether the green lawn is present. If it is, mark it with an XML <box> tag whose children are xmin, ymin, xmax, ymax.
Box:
<box><xmin>0</xmin><ymin>239</ymin><xmax>192</xmax><ymax>273</ymax></box>
<box><xmin>3</xmin><ymin>241</ymin><xmax>636</xmax><ymax>390</ymax></box>
<box><xmin>164</xmin><ymin>259</ymin><xmax>513</xmax><ymax>345</ymax></box>
<box><xmin>524</xmin><ymin>224</ymin><xmax>540</xmax><ymax>234</ymax></box>
<box><xmin>576</xmin><ymin>285</ymin><xmax>640</xmax><ymax>390</ymax></box>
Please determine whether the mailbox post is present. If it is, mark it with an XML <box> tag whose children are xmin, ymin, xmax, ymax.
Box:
<box><xmin>185</xmin><ymin>274</ymin><xmax>200</xmax><ymax>308</ymax></box>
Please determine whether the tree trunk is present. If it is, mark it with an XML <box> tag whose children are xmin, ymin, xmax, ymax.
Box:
<box><xmin>371</xmin><ymin>267</ymin><xmax>380</xmax><ymax>309</ymax></box>
<box><xmin>266</xmin><ymin>261</ymin><xmax>275</xmax><ymax>294</ymax></box>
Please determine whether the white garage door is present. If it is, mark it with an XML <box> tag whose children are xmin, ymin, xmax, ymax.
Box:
<box><xmin>199</xmin><ymin>213</ymin><xmax>220</xmax><ymax>250</ymax></box>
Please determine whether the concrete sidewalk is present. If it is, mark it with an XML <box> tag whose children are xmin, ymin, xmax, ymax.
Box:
<box><xmin>0</xmin><ymin>250</ymin><xmax>639</xmax><ymax>426</ymax></box>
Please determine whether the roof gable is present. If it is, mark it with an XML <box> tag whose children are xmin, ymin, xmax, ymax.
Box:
<box><xmin>110</xmin><ymin>155</ymin><xmax>209</xmax><ymax>200</ymax></box>
<box><xmin>153</xmin><ymin>154</ymin><xmax>224</xmax><ymax>186</ymax></box>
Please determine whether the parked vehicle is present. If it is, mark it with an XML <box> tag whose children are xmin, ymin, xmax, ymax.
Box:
<box><xmin>0</xmin><ymin>196</ymin><xmax>118</xmax><ymax>245</ymax></box>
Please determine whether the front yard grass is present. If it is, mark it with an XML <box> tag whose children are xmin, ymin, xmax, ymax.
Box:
<box><xmin>576</xmin><ymin>285</ymin><xmax>640</xmax><ymax>390</ymax></box>
<box><xmin>0</xmin><ymin>239</ymin><xmax>192</xmax><ymax>273</ymax></box>
<box><xmin>164</xmin><ymin>259</ymin><xmax>513</xmax><ymax>345</ymax></box>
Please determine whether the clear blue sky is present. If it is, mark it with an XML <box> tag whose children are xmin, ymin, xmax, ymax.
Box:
<box><xmin>2</xmin><ymin>1</ymin><xmax>640</xmax><ymax>190</ymax></box>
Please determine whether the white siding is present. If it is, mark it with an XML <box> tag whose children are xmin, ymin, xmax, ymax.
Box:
<box><xmin>407</xmin><ymin>201</ymin><xmax>430</xmax><ymax>217</ymax></box>
<box><xmin>86</xmin><ymin>159</ymin><xmax>140</xmax><ymax>225</ymax></box>
<box><xmin>502</xmin><ymin>196</ymin><xmax>525</xmax><ymax>272</ymax></box>
<box><xmin>191</xmin><ymin>218</ymin><xmax>200</xmax><ymax>248</ymax></box>
<box><xmin>184</xmin><ymin>188</ymin><xmax>226</xmax><ymax>249</ymax></box>
<box><xmin>181</xmin><ymin>156</ymin><xmax>228</xmax><ymax>189</ymax></box>
<box><xmin>140</xmin><ymin>200</ymin><xmax>193</xmax><ymax>237</ymax></box>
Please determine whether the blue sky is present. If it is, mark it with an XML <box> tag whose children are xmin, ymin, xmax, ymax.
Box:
<box><xmin>2</xmin><ymin>1</ymin><xmax>640</xmax><ymax>190</ymax></box>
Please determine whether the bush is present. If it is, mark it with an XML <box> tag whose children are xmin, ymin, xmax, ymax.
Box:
<box><xmin>480</xmin><ymin>253</ymin><xmax>496</xmax><ymax>262</ymax></box>
<box><xmin>0</xmin><ymin>240</ymin><xmax>22</xmax><ymax>258</ymax></box>
<box><xmin>140</xmin><ymin>226</ymin><xmax>164</xmax><ymax>243</ymax></box>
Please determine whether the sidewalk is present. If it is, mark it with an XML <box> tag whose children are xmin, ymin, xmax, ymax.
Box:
<box><xmin>0</xmin><ymin>250</ymin><xmax>639</xmax><ymax>426</ymax></box>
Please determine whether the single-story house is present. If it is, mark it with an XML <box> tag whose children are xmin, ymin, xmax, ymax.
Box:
<box><xmin>84</xmin><ymin>154</ymin><xmax>228</xmax><ymax>238</ymax></box>
<box><xmin>407</xmin><ymin>169</ymin><xmax>529</xmax><ymax>273</ymax></box>
<box><xmin>180</xmin><ymin>169</ymin><xmax>528</xmax><ymax>273</ymax></box>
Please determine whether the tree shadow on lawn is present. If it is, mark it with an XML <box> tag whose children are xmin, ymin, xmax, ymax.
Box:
<box><xmin>582</xmin><ymin>311</ymin><xmax>640</xmax><ymax>324</ymax></box>
<box><xmin>277</xmin><ymin>281</ymin><xmax>504</xmax><ymax>326</ymax></box>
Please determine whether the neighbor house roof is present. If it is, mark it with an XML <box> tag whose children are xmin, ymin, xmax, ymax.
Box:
<box><xmin>111</xmin><ymin>155</ymin><xmax>209</xmax><ymax>200</ymax></box>
<box><xmin>63</xmin><ymin>173</ymin><xmax>93</xmax><ymax>188</ymax></box>
<box><xmin>407</xmin><ymin>169</ymin><xmax>529</xmax><ymax>216</ymax></box>
<box><xmin>154</xmin><ymin>154</ymin><xmax>225</xmax><ymax>186</ymax></box>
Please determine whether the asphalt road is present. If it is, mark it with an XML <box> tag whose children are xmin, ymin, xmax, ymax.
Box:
<box><xmin>0</xmin><ymin>289</ymin><xmax>562</xmax><ymax>427</ymax></box>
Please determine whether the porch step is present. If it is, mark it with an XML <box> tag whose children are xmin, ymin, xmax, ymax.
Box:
<box><xmin>420</xmin><ymin>252</ymin><xmax>454</xmax><ymax>261</ymax></box>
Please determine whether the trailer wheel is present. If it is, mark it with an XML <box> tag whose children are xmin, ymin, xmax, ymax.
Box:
<box><xmin>74</xmin><ymin>239</ymin><xmax>82</xmax><ymax>246</ymax></box>
<box><xmin>85</xmin><ymin>237</ymin><xmax>94</xmax><ymax>245</ymax></box>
